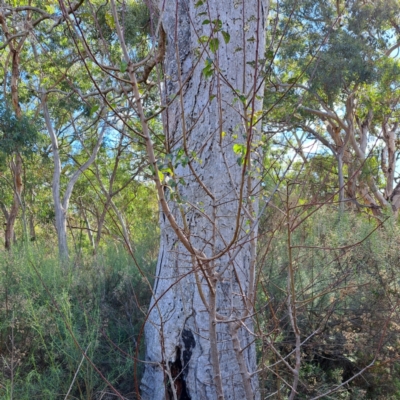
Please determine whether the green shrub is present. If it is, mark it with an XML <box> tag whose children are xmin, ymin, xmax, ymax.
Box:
<box><xmin>258</xmin><ymin>206</ymin><xmax>400</xmax><ymax>399</ymax></box>
<box><xmin>0</xmin><ymin>239</ymin><xmax>156</xmax><ymax>399</ymax></box>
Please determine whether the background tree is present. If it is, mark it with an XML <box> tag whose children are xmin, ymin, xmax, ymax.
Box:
<box><xmin>268</xmin><ymin>0</ymin><xmax>400</xmax><ymax>214</ymax></box>
<box><xmin>42</xmin><ymin>97</ymin><xmax>105</xmax><ymax>260</ymax></box>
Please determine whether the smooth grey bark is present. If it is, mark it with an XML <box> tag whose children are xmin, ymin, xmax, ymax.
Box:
<box><xmin>42</xmin><ymin>97</ymin><xmax>105</xmax><ymax>260</ymax></box>
<box><xmin>141</xmin><ymin>1</ymin><xmax>268</xmax><ymax>399</ymax></box>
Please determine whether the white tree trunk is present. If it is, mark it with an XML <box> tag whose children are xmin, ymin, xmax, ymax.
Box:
<box><xmin>141</xmin><ymin>1</ymin><xmax>268</xmax><ymax>398</ymax></box>
<box><xmin>42</xmin><ymin>97</ymin><xmax>105</xmax><ymax>260</ymax></box>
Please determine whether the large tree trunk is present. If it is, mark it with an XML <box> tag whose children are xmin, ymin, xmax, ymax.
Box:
<box><xmin>141</xmin><ymin>1</ymin><xmax>267</xmax><ymax>398</ymax></box>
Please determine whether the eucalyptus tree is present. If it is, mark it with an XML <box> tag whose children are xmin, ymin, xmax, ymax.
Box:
<box><xmin>0</xmin><ymin>4</ymin><xmax>31</xmax><ymax>249</ymax></box>
<box><xmin>136</xmin><ymin>1</ymin><xmax>269</xmax><ymax>398</ymax></box>
<box><xmin>74</xmin><ymin>128</ymin><xmax>151</xmax><ymax>253</ymax></box>
<box><xmin>42</xmin><ymin>99</ymin><xmax>105</xmax><ymax>259</ymax></box>
<box><xmin>0</xmin><ymin>104</ymin><xmax>39</xmax><ymax>245</ymax></box>
<box><xmin>0</xmin><ymin>1</ymin><xmax>131</xmax><ymax>258</ymax></box>
<box><xmin>59</xmin><ymin>0</ymin><xmax>270</xmax><ymax>397</ymax></box>
<box><xmin>0</xmin><ymin>0</ymin><xmax>89</xmax><ymax>249</ymax></box>
<box><xmin>269</xmin><ymin>0</ymin><xmax>400</xmax><ymax>214</ymax></box>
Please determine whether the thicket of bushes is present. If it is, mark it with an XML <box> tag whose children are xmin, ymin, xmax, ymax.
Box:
<box><xmin>259</xmin><ymin>206</ymin><xmax>400</xmax><ymax>399</ymax></box>
<box><xmin>0</xmin><ymin>239</ymin><xmax>157</xmax><ymax>400</ymax></box>
<box><xmin>2</xmin><ymin>207</ymin><xmax>400</xmax><ymax>399</ymax></box>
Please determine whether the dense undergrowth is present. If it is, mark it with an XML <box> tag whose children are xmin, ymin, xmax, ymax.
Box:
<box><xmin>259</xmin><ymin>207</ymin><xmax>400</xmax><ymax>399</ymax></box>
<box><xmin>0</xmin><ymin>238</ymin><xmax>157</xmax><ymax>400</ymax></box>
<box><xmin>2</xmin><ymin>207</ymin><xmax>400</xmax><ymax>399</ymax></box>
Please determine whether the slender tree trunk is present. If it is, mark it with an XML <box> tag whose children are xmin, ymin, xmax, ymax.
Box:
<box><xmin>92</xmin><ymin>138</ymin><xmax>132</xmax><ymax>252</ymax></box>
<box><xmin>5</xmin><ymin>153</ymin><xmax>23</xmax><ymax>250</ymax></box>
<box><xmin>5</xmin><ymin>46</ymin><xmax>25</xmax><ymax>250</ymax></box>
<box><xmin>337</xmin><ymin>153</ymin><xmax>345</xmax><ymax>212</ymax></box>
<box><xmin>95</xmin><ymin>201</ymin><xmax>110</xmax><ymax>250</ymax></box>
<box><xmin>42</xmin><ymin>97</ymin><xmax>105</xmax><ymax>260</ymax></box>
<box><xmin>141</xmin><ymin>1</ymin><xmax>267</xmax><ymax>398</ymax></box>
<box><xmin>109</xmin><ymin>200</ymin><xmax>133</xmax><ymax>253</ymax></box>
<box><xmin>29</xmin><ymin>213</ymin><xmax>36</xmax><ymax>241</ymax></box>
<box><xmin>382</xmin><ymin>122</ymin><xmax>398</xmax><ymax>199</ymax></box>
<box><xmin>54</xmin><ymin>202</ymin><xmax>69</xmax><ymax>259</ymax></box>
<box><xmin>82</xmin><ymin>207</ymin><xmax>95</xmax><ymax>249</ymax></box>
<box><xmin>42</xmin><ymin>97</ymin><xmax>68</xmax><ymax>258</ymax></box>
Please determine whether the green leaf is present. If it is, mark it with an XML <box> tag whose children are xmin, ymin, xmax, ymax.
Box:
<box><xmin>120</xmin><ymin>61</ymin><xmax>128</xmax><ymax>73</ymax></box>
<box><xmin>265</xmin><ymin>49</ymin><xmax>274</xmax><ymax>60</ymax></box>
<box><xmin>105</xmin><ymin>12</ymin><xmax>115</xmax><ymax>29</ymax></box>
<box><xmin>160</xmin><ymin>166</ymin><xmax>173</xmax><ymax>175</ymax></box>
<box><xmin>157</xmin><ymin>159</ymin><xmax>165</xmax><ymax>169</ymax></box>
<box><xmin>210</xmin><ymin>38</ymin><xmax>219</xmax><ymax>53</ymax></box>
<box><xmin>181</xmin><ymin>156</ymin><xmax>189</xmax><ymax>167</ymax></box>
<box><xmin>202</xmin><ymin>19</ymin><xmax>211</xmax><ymax>25</ymax></box>
<box><xmin>213</xmin><ymin>19</ymin><xmax>223</xmax><ymax>31</ymax></box>
<box><xmin>239</xmin><ymin>94</ymin><xmax>247</xmax><ymax>104</ymax></box>
<box><xmin>202</xmin><ymin>65</ymin><xmax>214</xmax><ymax>78</ymax></box>
<box><xmin>45</xmin><ymin>4</ymin><xmax>55</xmax><ymax>13</ymax></box>
<box><xmin>233</xmin><ymin>143</ymin><xmax>245</xmax><ymax>155</ymax></box>
<box><xmin>202</xmin><ymin>58</ymin><xmax>214</xmax><ymax>78</ymax></box>
<box><xmin>199</xmin><ymin>35</ymin><xmax>209</xmax><ymax>43</ymax></box>
<box><xmin>195</xmin><ymin>0</ymin><xmax>204</xmax><ymax>7</ymax></box>
<box><xmin>176</xmin><ymin>148</ymin><xmax>184</xmax><ymax>158</ymax></box>
<box><xmin>89</xmin><ymin>104</ymin><xmax>99</xmax><ymax>116</ymax></box>
<box><xmin>287</xmin><ymin>76</ymin><xmax>299</xmax><ymax>84</ymax></box>
<box><xmin>221</xmin><ymin>31</ymin><xmax>230</xmax><ymax>44</ymax></box>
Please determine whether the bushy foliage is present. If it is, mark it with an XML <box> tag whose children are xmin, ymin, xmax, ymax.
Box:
<box><xmin>0</xmin><ymin>240</ymin><xmax>157</xmax><ymax>399</ymax></box>
<box><xmin>0</xmin><ymin>104</ymin><xmax>39</xmax><ymax>156</ymax></box>
<box><xmin>258</xmin><ymin>204</ymin><xmax>400</xmax><ymax>399</ymax></box>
